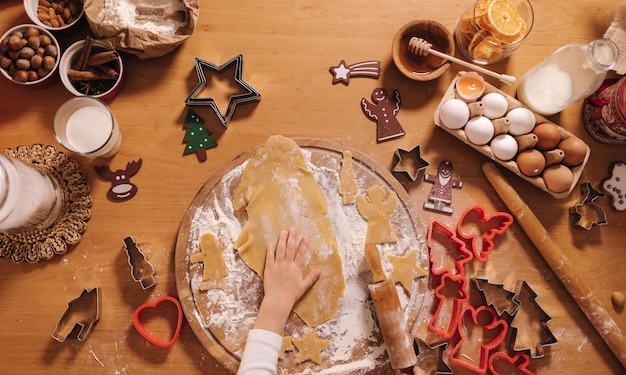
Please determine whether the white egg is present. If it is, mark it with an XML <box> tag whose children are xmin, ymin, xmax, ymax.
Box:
<box><xmin>481</xmin><ymin>92</ymin><xmax>508</xmax><ymax>119</ymax></box>
<box><xmin>506</xmin><ymin>107</ymin><xmax>536</xmax><ymax>135</ymax></box>
<box><xmin>464</xmin><ymin>116</ymin><xmax>494</xmax><ymax>145</ymax></box>
<box><xmin>439</xmin><ymin>99</ymin><xmax>470</xmax><ymax>129</ymax></box>
<box><xmin>490</xmin><ymin>134</ymin><xmax>518</xmax><ymax>160</ymax></box>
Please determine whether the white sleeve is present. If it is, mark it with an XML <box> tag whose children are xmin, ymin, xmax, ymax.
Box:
<box><xmin>236</xmin><ymin>329</ymin><xmax>283</xmax><ymax>375</ymax></box>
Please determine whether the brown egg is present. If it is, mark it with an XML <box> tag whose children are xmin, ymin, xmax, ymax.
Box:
<box><xmin>532</xmin><ymin>123</ymin><xmax>561</xmax><ymax>150</ymax></box>
<box><xmin>542</xmin><ymin>164</ymin><xmax>574</xmax><ymax>193</ymax></box>
<box><xmin>516</xmin><ymin>149</ymin><xmax>545</xmax><ymax>177</ymax></box>
<box><xmin>558</xmin><ymin>137</ymin><xmax>587</xmax><ymax>167</ymax></box>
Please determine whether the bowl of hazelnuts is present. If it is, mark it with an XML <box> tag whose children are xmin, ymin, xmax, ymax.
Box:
<box><xmin>0</xmin><ymin>24</ymin><xmax>60</xmax><ymax>87</ymax></box>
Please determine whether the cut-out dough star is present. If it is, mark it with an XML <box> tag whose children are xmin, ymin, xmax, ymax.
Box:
<box><xmin>185</xmin><ymin>54</ymin><xmax>261</xmax><ymax>127</ymax></box>
<box><xmin>393</xmin><ymin>145</ymin><xmax>430</xmax><ymax>181</ymax></box>
<box><xmin>292</xmin><ymin>329</ymin><xmax>330</xmax><ymax>364</ymax></box>
<box><xmin>386</xmin><ymin>249</ymin><xmax>427</xmax><ymax>293</ymax></box>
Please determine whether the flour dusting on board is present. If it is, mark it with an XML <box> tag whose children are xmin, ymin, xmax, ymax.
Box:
<box><xmin>184</xmin><ymin>145</ymin><xmax>427</xmax><ymax>374</ymax></box>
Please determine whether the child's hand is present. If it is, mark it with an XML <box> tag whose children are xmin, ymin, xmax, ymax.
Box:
<box><xmin>253</xmin><ymin>227</ymin><xmax>321</xmax><ymax>334</ymax></box>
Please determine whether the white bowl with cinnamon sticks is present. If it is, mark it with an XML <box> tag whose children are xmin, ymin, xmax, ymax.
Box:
<box><xmin>59</xmin><ymin>36</ymin><xmax>124</xmax><ymax>101</ymax></box>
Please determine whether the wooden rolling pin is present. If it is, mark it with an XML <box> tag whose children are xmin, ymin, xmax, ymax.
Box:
<box><xmin>482</xmin><ymin>162</ymin><xmax>626</xmax><ymax>369</ymax></box>
<box><xmin>365</xmin><ymin>243</ymin><xmax>417</xmax><ymax>371</ymax></box>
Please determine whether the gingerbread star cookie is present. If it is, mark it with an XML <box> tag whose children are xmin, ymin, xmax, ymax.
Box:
<box><xmin>292</xmin><ymin>329</ymin><xmax>330</xmax><ymax>364</ymax></box>
<box><xmin>386</xmin><ymin>249</ymin><xmax>427</xmax><ymax>293</ymax></box>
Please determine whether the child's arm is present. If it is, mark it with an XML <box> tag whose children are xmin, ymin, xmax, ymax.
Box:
<box><xmin>254</xmin><ymin>227</ymin><xmax>321</xmax><ymax>334</ymax></box>
<box><xmin>237</xmin><ymin>227</ymin><xmax>321</xmax><ymax>375</ymax></box>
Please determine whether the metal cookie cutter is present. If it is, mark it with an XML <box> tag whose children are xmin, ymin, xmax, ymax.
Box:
<box><xmin>570</xmin><ymin>181</ymin><xmax>607</xmax><ymax>230</ymax></box>
<box><xmin>510</xmin><ymin>280</ymin><xmax>557</xmax><ymax>358</ymax></box>
<box><xmin>392</xmin><ymin>144</ymin><xmax>430</xmax><ymax>182</ymax></box>
<box><xmin>123</xmin><ymin>236</ymin><xmax>157</xmax><ymax>289</ymax></box>
<box><xmin>185</xmin><ymin>55</ymin><xmax>261</xmax><ymax>127</ymax></box>
<box><xmin>52</xmin><ymin>288</ymin><xmax>101</xmax><ymax>342</ymax></box>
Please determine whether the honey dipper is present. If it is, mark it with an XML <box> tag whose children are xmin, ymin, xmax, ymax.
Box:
<box><xmin>408</xmin><ymin>37</ymin><xmax>516</xmax><ymax>85</ymax></box>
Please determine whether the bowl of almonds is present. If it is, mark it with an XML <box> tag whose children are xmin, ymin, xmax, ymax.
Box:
<box><xmin>24</xmin><ymin>0</ymin><xmax>84</xmax><ymax>33</ymax></box>
<box><xmin>0</xmin><ymin>24</ymin><xmax>60</xmax><ymax>87</ymax></box>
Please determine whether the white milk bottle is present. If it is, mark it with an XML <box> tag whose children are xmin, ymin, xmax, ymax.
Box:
<box><xmin>517</xmin><ymin>39</ymin><xmax>618</xmax><ymax>116</ymax></box>
<box><xmin>0</xmin><ymin>154</ymin><xmax>64</xmax><ymax>233</ymax></box>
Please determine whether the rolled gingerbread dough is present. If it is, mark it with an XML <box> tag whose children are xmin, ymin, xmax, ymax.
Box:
<box><xmin>233</xmin><ymin>135</ymin><xmax>346</xmax><ymax>327</ymax></box>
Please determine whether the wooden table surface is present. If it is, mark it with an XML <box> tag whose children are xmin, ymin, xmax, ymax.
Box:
<box><xmin>1</xmin><ymin>0</ymin><xmax>625</xmax><ymax>374</ymax></box>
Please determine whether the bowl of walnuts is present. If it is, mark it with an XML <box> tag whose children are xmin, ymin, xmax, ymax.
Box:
<box><xmin>0</xmin><ymin>24</ymin><xmax>60</xmax><ymax>87</ymax></box>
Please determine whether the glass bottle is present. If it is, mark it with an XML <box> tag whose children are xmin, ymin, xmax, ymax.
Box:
<box><xmin>516</xmin><ymin>38</ymin><xmax>619</xmax><ymax>116</ymax></box>
<box><xmin>0</xmin><ymin>154</ymin><xmax>64</xmax><ymax>233</ymax></box>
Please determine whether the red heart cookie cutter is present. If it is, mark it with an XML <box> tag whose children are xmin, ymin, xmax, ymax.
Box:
<box><xmin>133</xmin><ymin>296</ymin><xmax>183</xmax><ymax>348</ymax></box>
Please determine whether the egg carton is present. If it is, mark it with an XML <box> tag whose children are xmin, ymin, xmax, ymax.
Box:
<box><xmin>434</xmin><ymin>72</ymin><xmax>590</xmax><ymax>199</ymax></box>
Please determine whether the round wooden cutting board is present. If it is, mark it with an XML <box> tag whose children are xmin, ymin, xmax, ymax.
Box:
<box><xmin>175</xmin><ymin>138</ymin><xmax>428</xmax><ymax>374</ymax></box>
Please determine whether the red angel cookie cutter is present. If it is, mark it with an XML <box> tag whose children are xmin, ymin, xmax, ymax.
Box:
<box><xmin>456</xmin><ymin>205</ymin><xmax>513</xmax><ymax>262</ymax></box>
<box><xmin>133</xmin><ymin>296</ymin><xmax>183</xmax><ymax>348</ymax></box>
<box><xmin>449</xmin><ymin>305</ymin><xmax>508</xmax><ymax>374</ymax></box>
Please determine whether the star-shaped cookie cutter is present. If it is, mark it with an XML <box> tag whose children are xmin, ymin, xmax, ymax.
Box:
<box><xmin>392</xmin><ymin>145</ymin><xmax>430</xmax><ymax>181</ymax></box>
<box><xmin>185</xmin><ymin>54</ymin><xmax>261</xmax><ymax>127</ymax></box>
<box><xmin>569</xmin><ymin>181</ymin><xmax>607</xmax><ymax>230</ymax></box>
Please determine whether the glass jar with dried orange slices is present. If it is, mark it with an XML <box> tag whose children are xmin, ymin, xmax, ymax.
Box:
<box><xmin>455</xmin><ymin>0</ymin><xmax>534</xmax><ymax>64</ymax></box>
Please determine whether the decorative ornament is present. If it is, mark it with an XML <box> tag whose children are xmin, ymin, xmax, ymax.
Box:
<box><xmin>182</xmin><ymin>109</ymin><xmax>217</xmax><ymax>162</ymax></box>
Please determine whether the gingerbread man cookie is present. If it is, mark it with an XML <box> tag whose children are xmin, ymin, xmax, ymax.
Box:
<box><xmin>424</xmin><ymin>160</ymin><xmax>463</xmax><ymax>214</ymax></box>
<box><xmin>190</xmin><ymin>232</ymin><xmax>232</xmax><ymax>292</ymax></box>
<box><xmin>356</xmin><ymin>186</ymin><xmax>399</xmax><ymax>243</ymax></box>
<box><xmin>361</xmin><ymin>88</ymin><xmax>405</xmax><ymax>143</ymax></box>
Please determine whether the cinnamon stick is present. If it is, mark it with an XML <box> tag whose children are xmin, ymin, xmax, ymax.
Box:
<box><xmin>74</xmin><ymin>35</ymin><xmax>94</xmax><ymax>71</ymax></box>
<box><xmin>68</xmin><ymin>69</ymin><xmax>116</xmax><ymax>81</ymax></box>
<box><xmin>87</xmin><ymin>51</ymin><xmax>119</xmax><ymax>67</ymax></box>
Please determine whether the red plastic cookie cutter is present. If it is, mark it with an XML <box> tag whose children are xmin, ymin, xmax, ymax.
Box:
<box><xmin>489</xmin><ymin>351</ymin><xmax>536</xmax><ymax>375</ymax></box>
<box><xmin>456</xmin><ymin>205</ymin><xmax>513</xmax><ymax>262</ymax></box>
<box><xmin>133</xmin><ymin>296</ymin><xmax>183</xmax><ymax>348</ymax></box>
<box><xmin>428</xmin><ymin>272</ymin><xmax>469</xmax><ymax>339</ymax></box>
<box><xmin>448</xmin><ymin>305</ymin><xmax>508</xmax><ymax>374</ymax></box>
<box><xmin>427</xmin><ymin>219</ymin><xmax>473</xmax><ymax>277</ymax></box>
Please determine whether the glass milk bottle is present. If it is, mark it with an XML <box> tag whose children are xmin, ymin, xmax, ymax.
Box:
<box><xmin>517</xmin><ymin>39</ymin><xmax>619</xmax><ymax>116</ymax></box>
<box><xmin>0</xmin><ymin>154</ymin><xmax>64</xmax><ymax>233</ymax></box>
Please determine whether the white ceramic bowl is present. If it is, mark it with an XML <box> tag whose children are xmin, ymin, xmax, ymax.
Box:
<box><xmin>0</xmin><ymin>24</ymin><xmax>60</xmax><ymax>87</ymax></box>
<box><xmin>59</xmin><ymin>39</ymin><xmax>125</xmax><ymax>101</ymax></box>
<box><xmin>23</xmin><ymin>0</ymin><xmax>85</xmax><ymax>34</ymax></box>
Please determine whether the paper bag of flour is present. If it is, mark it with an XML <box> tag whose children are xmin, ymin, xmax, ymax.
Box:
<box><xmin>84</xmin><ymin>0</ymin><xmax>198</xmax><ymax>59</ymax></box>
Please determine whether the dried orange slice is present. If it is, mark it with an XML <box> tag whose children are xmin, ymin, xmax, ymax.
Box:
<box><xmin>471</xmin><ymin>36</ymin><xmax>503</xmax><ymax>62</ymax></box>
<box><xmin>487</xmin><ymin>0</ymin><xmax>523</xmax><ymax>37</ymax></box>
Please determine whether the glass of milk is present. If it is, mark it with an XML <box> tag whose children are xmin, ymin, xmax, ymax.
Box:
<box><xmin>53</xmin><ymin>97</ymin><xmax>122</xmax><ymax>158</ymax></box>
<box><xmin>0</xmin><ymin>154</ymin><xmax>64</xmax><ymax>233</ymax></box>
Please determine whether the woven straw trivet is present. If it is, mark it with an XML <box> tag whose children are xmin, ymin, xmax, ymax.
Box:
<box><xmin>0</xmin><ymin>144</ymin><xmax>91</xmax><ymax>263</ymax></box>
